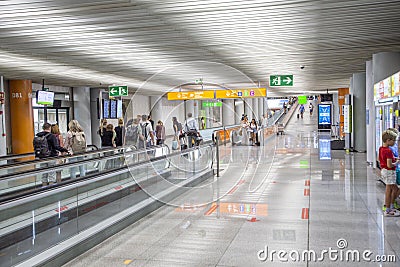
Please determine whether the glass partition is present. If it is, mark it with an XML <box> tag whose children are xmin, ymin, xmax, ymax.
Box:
<box><xmin>0</xmin><ymin>143</ymin><xmax>214</xmax><ymax>266</ymax></box>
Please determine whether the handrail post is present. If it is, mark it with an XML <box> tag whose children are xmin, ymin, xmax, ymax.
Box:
<box><xmin>215</xmin><ymin>135</ymin><xmax>220</xmax><ymax>177</ymax></box>
<box><xmin>223</xmin><ymin>127</ymin><xmax>226</xmax><ymax>146</ymax></box>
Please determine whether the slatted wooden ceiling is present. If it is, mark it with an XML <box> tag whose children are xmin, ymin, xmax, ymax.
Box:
<box><xmin>0</xmin><ymin>0</ymin><xmax>399</xmax><ymax>95</ymax></box>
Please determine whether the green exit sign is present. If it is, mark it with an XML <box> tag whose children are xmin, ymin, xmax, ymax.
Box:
<box><xmin>109</xmin><ymin>85</ymin><xmax>128</xmax><ymax>97</ymax></box>
<box><xmin>202</xmin><ymin>102</ymin><xmax>222</xmax><ymax>107</ymax></box>
<box><xmin>269</xmin><ymin>75</ymin><xmax>293</xmax><ymax>86</ymax></box>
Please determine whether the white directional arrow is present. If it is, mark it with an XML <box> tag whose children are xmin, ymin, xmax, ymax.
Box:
<box><xmin>110</xmin><ymin>88</ymin><xmax>117</xmax><ymax>95</ymax></box>
<box><xmin>283</xmin><ymin>76</ymin><xmax>292</xmax><ymax>85</ymax></box>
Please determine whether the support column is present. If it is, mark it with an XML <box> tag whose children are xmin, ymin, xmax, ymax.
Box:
<box><xmin>373</xmin><ymin>52</ymin><xmax>400</xmax><ymax>84</ymax></box>
<box><xmin>366</xmin><ymin>61</ymin><xmax>374</xmax><ymax>165</ymax></box>
<box><xmin>0</xmin><ymin>76</ymin><xmax>7</xmax><ymax>156</ymax></box>
<box><xmin>73</xmin><ymin>87</ymin><xmax>92</xmax><ymax>145</ymax></box>
<box><xmin>90</xmin><ymin>88</ymin><xmax>102</xmax><ymax>148</ymax></box>
<box><xmin>222</xmin><ymin>99</ymin><xmax>235</xmax><ymax>126</ymax></box>
<box><xmin>351</xmin><ymin>73</ymin><xmax>366</xmax><ymax>152</ymax></box>
<box><xmin>245</xmin><ymin>99</ymin><xmax>253</xmax><ymax>118</ymax></box>
<box><xmin>150</xmin><ymin>96</ymin><xmax>163</xmax><ymax>126</ymax></box>
<box><xmin>9</xmin><ymin>80</ymin><xmax>34</xmax><ymax>159</ymax></box>
<box><xmin>234</xmin><ymin>99</ymin><xmax>244</xmax><ymax>124</ymax></box>
<box><xmin>258</xmin><ymin>98</ymin><xmax>263</xmax><ymax>121</ymax></box>
<box><xmin>252</xmin><ymin>98</ymin><xmax>259</xmax><ymax>121</ymax></box>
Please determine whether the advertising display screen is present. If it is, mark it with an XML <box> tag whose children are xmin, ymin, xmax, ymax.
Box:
<box><xmin>37</xmin><ymin>91</ymin><xmax>54</xmax><ymax>105</ymax></box>
<box><xmin>392</xmin><ymin>72</ymin><xmax>400</xmax><ymax>96</ymax></box>
<box><xmin>318</xmin><ymin>104</ymin><xmax>331</xmax><ymax>130</ymax></box>
<box><xmin>374</xmin><ymin>77</ymin><xmax>392</xmax><ymax>101</ymax></box>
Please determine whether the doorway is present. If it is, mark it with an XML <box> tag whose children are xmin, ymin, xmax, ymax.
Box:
<box><xmin>33</xmin><ymin>107</ymin><xmax>70</xmax><ymax>135</ymax></box>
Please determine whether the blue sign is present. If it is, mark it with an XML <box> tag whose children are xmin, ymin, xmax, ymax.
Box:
<box><xmin>237</xmin><ymin>91</ymin><xmax>243</xmax><ymax>97</ymax></box>
<box><xmin>318</xmin><ymin>104</ymin><xmax>331</xmax><ymax>125</ymax></box>
<box><xmin>318</xmin><ymin>104</ymin><xmax>331</xmax><ymax>131</ymax></box>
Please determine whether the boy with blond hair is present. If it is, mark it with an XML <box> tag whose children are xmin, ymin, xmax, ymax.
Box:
<box><xmin>380</xmin><ymin>129</ymin><xmax>400</xmax><ymax>216</ymax></box>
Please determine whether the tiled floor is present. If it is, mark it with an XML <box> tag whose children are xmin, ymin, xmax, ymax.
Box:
<box><xmin>64</xmin><ymin>106</ymin><xmax>399</xmax><ymax>266</ymax></box>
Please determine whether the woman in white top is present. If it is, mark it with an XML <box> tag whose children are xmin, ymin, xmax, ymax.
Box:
<box><xmin>240</xmin><ymin>115</ymin><xmax>251</xmax><ymax>146</ymax></box>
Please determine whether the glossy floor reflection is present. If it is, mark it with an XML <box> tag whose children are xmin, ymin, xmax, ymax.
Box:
<box><xmin>64</xmin><ymin>108</ymin><xmax>399</xmax><ymax>267</ymax></box>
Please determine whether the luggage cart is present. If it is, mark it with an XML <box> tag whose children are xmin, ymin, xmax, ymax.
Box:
<box><xmin>277</xmin><ymin>123</ymin><xmax>285</xmax><ymax>135</ymax></box>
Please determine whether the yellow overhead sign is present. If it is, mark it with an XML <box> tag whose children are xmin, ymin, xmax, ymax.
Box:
<box><xmin>167</xmin><ymin>90</ymin><xmax>214</xmax><ymax>100</ymax></box>
<box><xmin>215</xmin><ymin>88</ymin><xmax>266</xmax><ymax>99</ymax></box>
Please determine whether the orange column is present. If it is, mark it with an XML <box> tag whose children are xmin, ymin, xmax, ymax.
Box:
<box><xmin>9</xmin><ymin>80</ymin><xmax>35</xmax><ymax>159</ymax></box>
<box><xmin>338</xmin><ymin>88</ymin><xmax>349</xmax><ymax>138</ymax></box>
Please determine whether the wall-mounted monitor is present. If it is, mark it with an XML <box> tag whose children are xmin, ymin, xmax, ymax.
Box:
<box><xmin>117</xmin><ymin>100</ymin><xmax>123</xmax><ymax>118</ymax></box>
<box><xmin>103</xmin><ymin>99</ymin><xmax>110</xmax><ymax>119</ymax></box>
<box><xmin>320</xmin><ymin>93</ymin><xmax>333</xmax><ymax>102</ymax></box>
<box><xmin>36</xmin><ymin>91</ymin><xmax>54</xmax><ymax>106</ymax></box>
<box><xmin>110</xmin><ymin>100</ymin><xmax>117</xmax><ymax>119</ymax></box>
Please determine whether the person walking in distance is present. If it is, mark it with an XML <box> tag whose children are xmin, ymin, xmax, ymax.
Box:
<box><xmin>299</xmin><ymin>104</ymin><xmax>305</xmax><ymax>119</ymax></box>
<box><xmin>309</xmin><ymin>102</ymin><xmax>314</xmax><ymax>116</ymax></box>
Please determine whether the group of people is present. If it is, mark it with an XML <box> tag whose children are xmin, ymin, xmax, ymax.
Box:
<box><xmin>379</xmin><ymin>127</ymin><xmax>400</xmax><ymax>216</ymax></box>
<box><xmin>240</xmin><ymin>114</ymin><xmax>259</xmax><ymax>146</ymax></box>
<box><xmin>105</xmin><ymin>115</ymin><xmax>166</xmax><ymax>149</ymax></box>
<box><xmin>34</xmin><ymin>120</ymin><xmax>87</xmax><ymax>186</ymax></box>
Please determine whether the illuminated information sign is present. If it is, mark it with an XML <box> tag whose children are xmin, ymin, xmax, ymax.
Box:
<box><xmin>167</xmin><ymin>90</ymin><xmax>214</xmax><ymax>100</ymax></box>
<box><xmin>215</xmin><ymin>88</ymin><xmax>266</xmax><ymax>98</ymax></box>
<box><xmin>318</xmin><ymin>104</ymin><xmax>331</xmax><ymax>130</ymax></box>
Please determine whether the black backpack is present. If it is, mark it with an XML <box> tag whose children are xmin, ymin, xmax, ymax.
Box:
<box><xmin>126</xmin><ymin>125</ymin><xmax>139</xmax><ymax>142</ymax></box>
<box><xmin>141</xmin><ymin>123</ymin><xmax>149</xmax><ymax>139</ymax></box>
<box><xmin>33</xmin><ymin>133</ymin><xmax>51</xmax><ymax>158</ymax></box>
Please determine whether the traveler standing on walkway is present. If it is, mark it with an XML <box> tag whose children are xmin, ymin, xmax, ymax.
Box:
<box><xmin>51</xmin><ymin>123</ymin><xmax>65</xmax><ymax>183</ymax></box>
<box><xmin>125</xmin><ymin>118</ymin><xmax>142</xmax><ymax>148</ymax></box>
<box><xmin>65</xmin><ymin>120</ymin><xmax>87</xmax><ymax>179</ymax></box>
<box><xmin>140</xmin><ymin>114</ymin><xmax>155</xmax><ymax>148</ymax></box>
<box><xmin>379</xmin><ymin>129</ymin><xmax>400</xmax><ymax>217</ymax></box>
<box><xmin>34</xmin><ymin>122</ymin><xmax>68</xmax><ymax>186</ymax></box>
<box><xmin>184</xmin><ymin>113</ymin><xmax>199</xmax><ymax>148</ymax></box>
<box><xmin>102</xmin><ymin>124</ymin><xmax>117</xmax><ymax>169</ymax></box>
<box><xmin>114</xmin><ymin>118</ymin><xmax>124</xmax><ymax>147</ymax></box>
<box><xmin>155</xmin><ymin>120</ymin><xmax>166</xmax><ymax>145</ymax></box>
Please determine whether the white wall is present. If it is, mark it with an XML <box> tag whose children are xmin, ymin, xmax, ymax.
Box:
<box><xmin>154</xmin><ymin>98</ymin><xmax>185</xmax><ymax>136</ymax></box>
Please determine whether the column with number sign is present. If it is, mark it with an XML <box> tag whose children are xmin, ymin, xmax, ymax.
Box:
<box><xmin>9</xmin><ymin>80</ymin><xmax>35</xmax><ymax>160</ymax></box>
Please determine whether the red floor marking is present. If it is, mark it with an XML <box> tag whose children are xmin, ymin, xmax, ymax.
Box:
<box><xmin>304</xmin><ymin>188</ymin><xmax>310</xmax><ymax>196</ymax></box>
<box><xmin>204</xmin><ymin>203</ymin><xmax>218</xmax><ymax>216</ymax></box>
<box><xmin>247</xmin><ymin>217</ymin><xmax>259</xmax><ymax>222</ymax></box>
<box><xmin>301</xmin><ymin>208</ymin><xmax>309</xmax><ymax>219</ymax></box>
<box><xmin>305</xmin><ymin>180</ymin><xmax>310</xmax><ymax>186</ymax></box>
<box><xmin>227</xmin><ymin>186</ymin><xmax>238</xmax><ymax>195</ymax></box>
<box><xmin>114</xmin><ymin>185</ymin><xmax>123</xmax><ymax>190</ymax></box>
<box><xmin>237</xmin><ymin>179</ymin><xmax>246</xmax><ymax>185</ymax></box>
<box><xmin>55</xmin><ymin>205</ymin><xmax>68</xmax><ymax>212</ymax></box>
